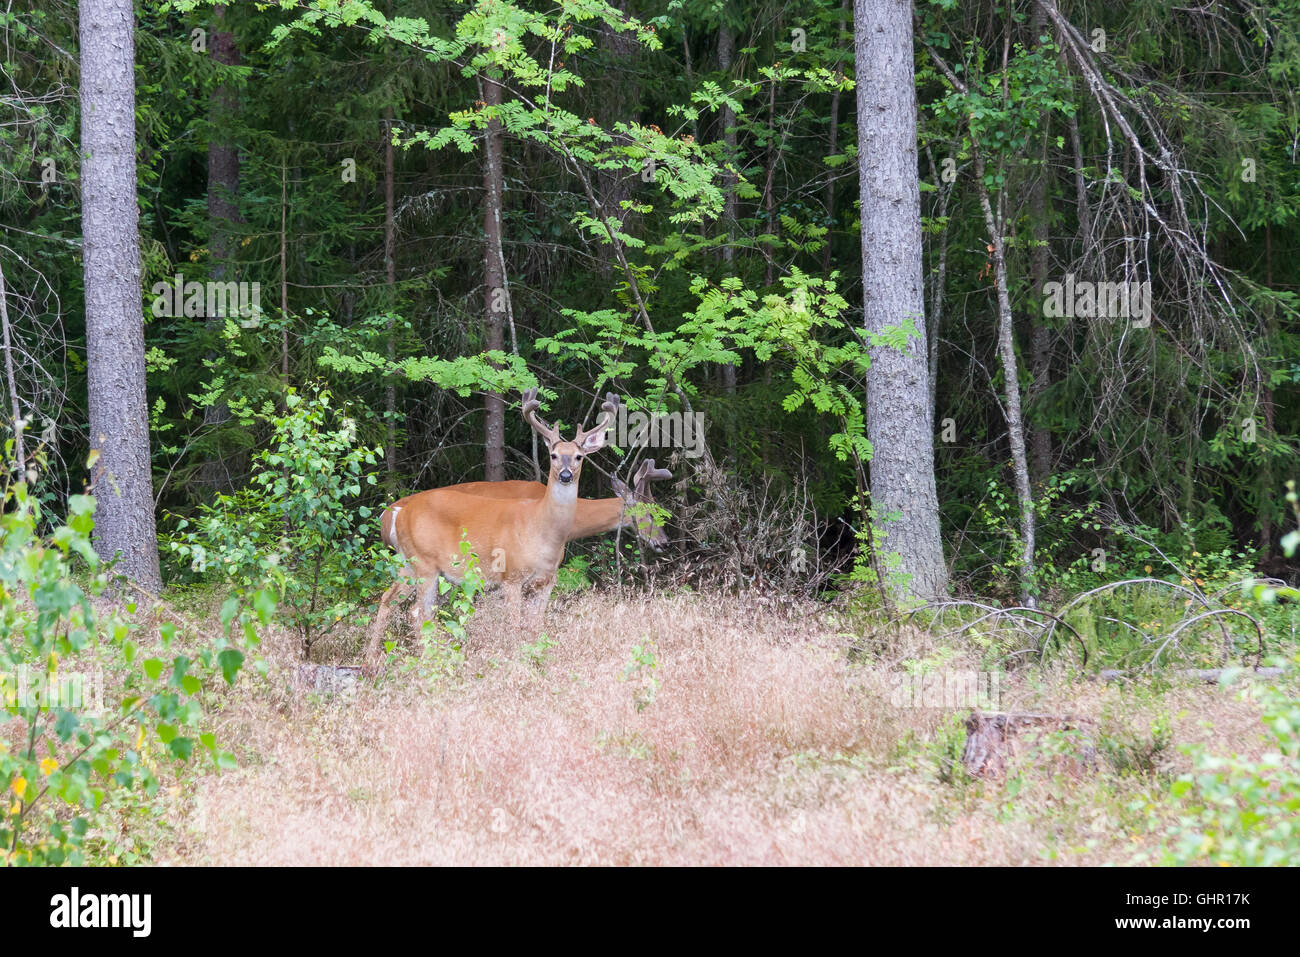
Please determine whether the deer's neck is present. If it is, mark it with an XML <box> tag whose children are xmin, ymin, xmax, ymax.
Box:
<box><xmin>530</xmin><ymin>479</ymin><xmax>579</xmax><ymax>546</ymax></box>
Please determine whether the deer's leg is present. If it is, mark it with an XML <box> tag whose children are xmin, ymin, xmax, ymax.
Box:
<box><xmin>502</xmin><ymin>581</ymin><xmax>524</xmax><ymax>630</ymax></box>
<box><xmin>523</xmin><ymin>578</ymin><xmax>556</xmax><ymax>634</ymax></box>
<box><xmin>365</xmin><ymin>579</ymin><xmax>409</xmax><ymax>670</ymax></box>
<box><xmin>411</xmin><ymin>573</ymin><xmax>447</xmax><ymax>636</ymax></box>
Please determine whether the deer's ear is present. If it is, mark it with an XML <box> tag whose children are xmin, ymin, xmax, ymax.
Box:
<box><xmin>578</xmin><ymin>427</ymin><xmax>609</xmax><ymax>453</ymax></box>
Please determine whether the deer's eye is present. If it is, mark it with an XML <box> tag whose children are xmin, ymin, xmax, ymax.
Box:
<box><xmin>550</xmin><ymin>453</ymin><xmax>558</xmax><ymax>460</ymax></box>
<box><xmin>575</xmin><ymin>454</ymin><xmax>583</xmax><ymax>461</ymax></box>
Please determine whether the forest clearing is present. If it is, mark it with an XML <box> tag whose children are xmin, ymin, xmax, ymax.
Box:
<box><xmin>158</xmin><ymin>589</ymin><xmax>1281</xmax><ymax>867</ymax></box>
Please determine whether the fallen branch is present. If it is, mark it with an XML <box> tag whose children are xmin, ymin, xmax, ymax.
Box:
<box><xmin>1099</xmin><ymin>666</ymin><xmax>1285</xmax><ymax>684</ymax></box>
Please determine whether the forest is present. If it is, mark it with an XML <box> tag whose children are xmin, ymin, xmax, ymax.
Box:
<box><xmin>1</xmin><ymin>0</ymin><xmax>1298</xmax><ymax>869</ymax></box>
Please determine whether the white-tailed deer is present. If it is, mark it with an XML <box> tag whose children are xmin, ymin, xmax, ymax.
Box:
<box><xmin>365</xmin><ymin>390</ymin><xmax>629</xmax><ymax>667</ymax></box>
<box><xmin>440</xmin><ymin>459</ymin><xmax>672</xmax><ymax>549</ymax></box>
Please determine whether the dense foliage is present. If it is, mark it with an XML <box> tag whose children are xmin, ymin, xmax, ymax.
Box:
<box><xmin>2</xmin><ymin>0</ymin><xmax>1296</xmax><ymax>603</ymax></box>
<box><xmin>0</xmin><ymin>447</ymin><xmax>270</xmax><ymax>865</ymax></box>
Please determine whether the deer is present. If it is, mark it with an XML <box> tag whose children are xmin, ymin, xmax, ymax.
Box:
<box><xmin>437</xmin><ymin>458</ymin><xmax>673</xmax><ymax>549</ymax></box>
<box><xmin>365</xmin><ymin>390</ymin><xmax>659</xmax><ymax>667</ymax></box>
<box><xmin>370</xmin><ymin>459</ymin><xmax>671</xmax><ymax>651</ymax></box>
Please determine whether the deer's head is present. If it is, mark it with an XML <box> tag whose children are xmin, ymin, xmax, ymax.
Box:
<box><xmin>522</xmin><ymin>389</ymin><xmax>619</xmax><ymax>489</ymax></box>
<box><xmin>612</xmin><ymin>459</ymin><xmax>673</xmax><ymax>551</ymax></box>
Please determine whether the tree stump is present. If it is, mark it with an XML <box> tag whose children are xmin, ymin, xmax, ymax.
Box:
<box><xmin>962</xmin><ymin>711</ymin><xmax>1097</xmax><ymax>778</ymax></box>
<box><xmin>293</xmin><ymin>664</ymin><xmax>362</xmax><ymax>698</ymax></box>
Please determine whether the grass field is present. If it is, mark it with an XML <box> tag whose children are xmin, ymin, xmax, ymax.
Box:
<box><xmin>151</xmin><ymin>589</ymin><xmax>1281</xmax><ymax>866</ymax></box>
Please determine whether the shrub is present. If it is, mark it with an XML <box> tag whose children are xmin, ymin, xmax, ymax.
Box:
<box><xmin>1159</xmin><ymin>668</ymin><xmax>1300</xmax><ymax>866</ymax></box>
<box><xmin>168</xmin><ymin>387</ymin><xmax>398</xmax><ymax>659</ymax></box>
<box><xmin>1</xmin><ymin>459</ymin><xmax>270</xmax><ymax>865</ymax></box>
<box><xmin>1159</xmin><ymin>486</ymin><xmax>1300</xmax><ymax>865</ymax></box>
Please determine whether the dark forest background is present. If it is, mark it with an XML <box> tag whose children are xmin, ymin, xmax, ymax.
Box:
<box><xmin>4</xmin><ymin>0</ymin><xmax>1299</xmax><ymax>601</ymax></box>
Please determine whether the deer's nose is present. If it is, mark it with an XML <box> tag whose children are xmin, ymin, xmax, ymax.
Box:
<box><xmin>559</xmin><ymin>468</ymin><xmax>573</xmax><ymax>483</ymax></box>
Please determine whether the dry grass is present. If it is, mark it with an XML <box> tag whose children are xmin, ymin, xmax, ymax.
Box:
<box><xmin>159</xmin><ymin>589</ymin><xmax>1272</xmax><ymax>866</ymax></box>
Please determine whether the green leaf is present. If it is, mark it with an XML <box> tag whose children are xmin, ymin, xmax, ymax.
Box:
<box><xmin>219</xmin><ymin>649</ymin><xmax>245</xmax><ymax>686</ymax></box>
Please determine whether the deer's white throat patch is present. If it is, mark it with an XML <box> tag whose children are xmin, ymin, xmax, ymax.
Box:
<box><xmin>550</xmin><ymin>481</ymin><xmax>579</xmax><ymax>505</ymax></box>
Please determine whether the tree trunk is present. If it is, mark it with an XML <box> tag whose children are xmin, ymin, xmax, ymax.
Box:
<box><xmin>1027</xmin><ymin>143</ymin><xmax>1053</xmax><ymax>485</ymax></box>
<box><xmin>973</xmin><ymin>148</ymin><xmax>1037</xmax><ymax>603</ymax></box>
<box><xmin>922</xmin><ymin>144</ymin><xmax>950</xmax><ymax>426</ymax></box>
<box><xmin>0</xmin><ymin>259</ymin><xmax>27</xmax><ymax>476</ymax></box>
<box><xmin>717</xmin><ymin>21</ymin><xmax>738</xmax><ymax>393</ymax></box>
<box><xmin>1066</xmin><ymin>110</ymin><xmax>1091</xmax><ymax>242</ymax></box>
<box><xmin>482</xmin><ymin>74</ymin><xmax>506</xmax><ymax>482</ymax></box>
<box><xmin>853</xmin><ymin>0</ymin><xmax>947</xmax><ymax>600</ymax></box>
<box><xmin>823</xmin><ymin>0</ymin><xmax>850</xmax><ymax>276</ymax></box>
<box><xmin>198</xmin><ymin>3</ymin><xmax>241</xmax><ymax>494</ymax></box>
<box><xmin>1027</xmin><ymin>7</ymin><xmax>1053</xmax><ymax>484</ymax></box>
<box><xmin>762</xmin><ymin>68</ymin><xmax>777</xmax><ymax>291</ymax></box>
<box><xmin>928</xmin><ymin>39</ymin><xmax>1037</xmax><ymax>603</ymax></box>
<box><xmin>1259</xmin><ymin>222</ymin><xmax>1276</xmax><ymax>550</ymax></box>
<box><xmin>279</xmin><ymin>158</ymin><xmax>289</xmax><ymax>379</ymax></box>
<box><xmin>79</xmin><ymin>0</ymin><xmax>161</xmax><ymax>591</ymax></box>
<box><xmin>383</xmin><ymin>105</ymin><xmax>397</xmax><ymax>488</ymax></box>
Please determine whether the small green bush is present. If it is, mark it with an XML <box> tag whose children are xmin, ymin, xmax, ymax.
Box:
<box><xmin>168</xmin><ymin>387</ymin><xmax>398</xmax><ymax>658</ymax></box>
<box><xmin>1</xmin><ymin>458</ymin><xmax>270</xmax><ymax>865</ymax></box>
<box><xmin>1159</xmin><ymin>667</ymin><xmax>1300</xmax><ymax>866</ymax></box>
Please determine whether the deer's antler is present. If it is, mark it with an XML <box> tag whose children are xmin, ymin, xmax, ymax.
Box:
<box><xmin>633</xmin><ymin>458</ymin><xmax>673</xmax><ymax>495</ymax></box>
<box><xmin>574</xmin><ymin>392</ymin><xmax>620</xmax><ymax>452</ymax></box>
<box><xmin>614</xmin><ymin>458</ymin><xmax>672</xmax><ymax>501</ymax></box>
<box><xmin>521</xmin><ymin>388</ymin><xmax>562</xmax><ymax>447</ymax></box>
